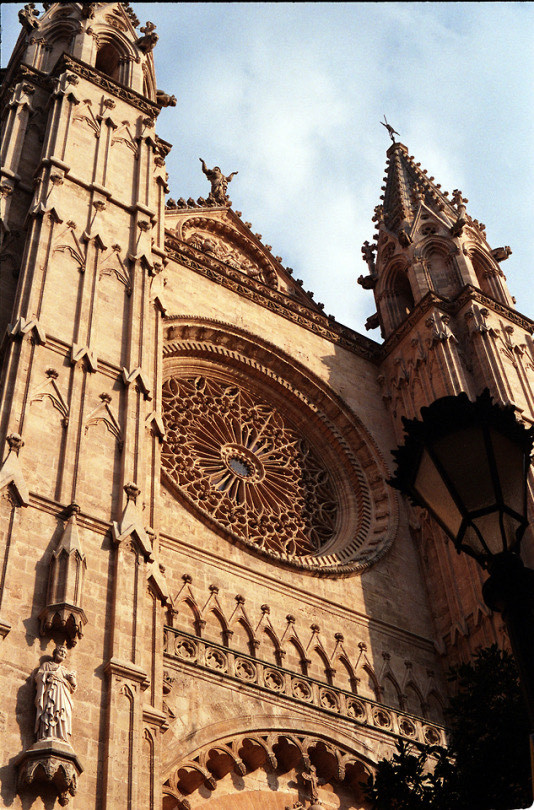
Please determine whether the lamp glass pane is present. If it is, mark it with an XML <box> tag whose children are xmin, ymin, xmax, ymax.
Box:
<box><xmin>414</xmin><ymin>449</ymin><xmax>463</xmax><ymax>538</ymax></box>
<box><xmin>460</xmin><ymin>524</ymin><xmax>489</xmax><ymax>558</ymax></box>
<box><xmin>490</xmin><ymin>429</ymin><xmax>527</xmax><ymax>516</ymax></box>
<box><xmin>431</xmin><ymin>428</ymin><xmax>495</xmax><ymax>514</ymax></box>
<box><xmin>470</xmin><ymin>512</ymin><xmax>506</xmax><ymax>556</ymax></box>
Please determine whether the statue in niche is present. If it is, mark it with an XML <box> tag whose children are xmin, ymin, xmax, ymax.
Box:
<box><xmin>199</xmin><ymin>158</ymin><xmax>238</xmax><ymax>205</ymax></box>
<box><xmin>35</xmin><ymin>644</ymin><xmax>77</xmax><ymax>742</ymax></box>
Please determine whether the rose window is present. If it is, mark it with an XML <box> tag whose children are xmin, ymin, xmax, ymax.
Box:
<box><xmin>161</xmin><ymin>375</ymin><xmax>339</xmax><ymax>557</ymax></box>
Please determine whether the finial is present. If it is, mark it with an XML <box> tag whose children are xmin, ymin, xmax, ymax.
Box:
<box><xmin>380</xmin><ymin>115</ymin><xmax>400</xmax><ymax>143</ymax></box>
<box><xmin>7</xmin><ymin>433</ymin><xmax>24</xmax><ymax>454</ymax></box>
<box><xmin>124</xmin><ymin>482</ymin><xmax>140</xmax><ymax>503</ymax></box>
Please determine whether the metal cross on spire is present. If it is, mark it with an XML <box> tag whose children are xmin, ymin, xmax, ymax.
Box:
<box><xmin>381</xmin><ymin>115</ymin><xmax>400</xmax><ymax>143</ymax></box>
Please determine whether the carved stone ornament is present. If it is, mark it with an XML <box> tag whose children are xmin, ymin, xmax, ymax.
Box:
<box><xmin>162</xmin><ymin>375</ymin><xmax>338</xmax><ymax>558</ymax></box>
<box><xmin>180</xmin><ymin>216</ymin><xmax>279</xmax><ymax>288</ymax></box>
<box><xmin>15</xmin><ymin>646</ymin><xmax>81</xmax><ymax>805</ymax></box>
<box><xmin>39</xmin><ymin>504</ymin><xmax>88</xmax><ymax>646</ymax></box>
<box><xmin>162</xmin><ymin>323</ymin><xmax>398</xmax><ymax>574</ymax></box>
<box><xmin>15</xmin><ymin>739</ymin><xmax>83</xmax><ymax>806</ymax></box>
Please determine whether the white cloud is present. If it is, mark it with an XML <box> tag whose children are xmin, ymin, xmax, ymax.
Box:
<box><xmin>2</xmin><ymin>2</ymin><xmax>533</xmax><ymax>327</ymax></box>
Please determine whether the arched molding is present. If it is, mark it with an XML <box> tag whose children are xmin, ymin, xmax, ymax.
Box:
<box><xmin>413</xmin><ymin>235</ymin><xmax>463</xmax><ymax>300</ymax></box>
<box><xmin>202</xmin><ymin>607</ymin><xmax>231</xmax><ymax>646</ymax></box>
<box><xmin>376</xmin><ymin>259</ymin><xmax>415</xmax><ymax>333</ymax></box>
<box><xmin>381</xmin><ymin>672</ymin><xmax>403</xmax><ymax>709</ymax></box>
<box><xmin>230</xmin><ymin>616</ymin><xmax>258</xmax><ymax>657</ymax></box>
<box><xmin>162</xmin><ymin>722</ymin><xmax>377</xmax><ymax>806</ymax></box>
<box><xmin>262</xmin><ymin>626</ymin><xmax>284</xmax><ymax>666</ymax></box>
<box><xmin>89</xmin><ymin>26</ymin><xmax>138</xmax><ymax>62</ymax></box>
<box><xmin>163</xmin><ymin>717</ymin><xmax>377</xmax><ymax>775</ymax></box>
<box><xmin>162</xmin><ymin>317</ymin><xmax>399</xmax><ymax>576</ymax></box>
<box><xmin>175</xmin><ymin>215</ymin><xmax>279</xmax><ymax>289</ymax></box>
<box><xmin>403</xmin><ymin>680</ymin><xmax>425</xmax><ymax>716</ymax></box>
<box><xmin>285</xmin><ymin>636</ymin><xmax>310</xmax><ymax>675</ymax></box>
<box><xmin>337</xmin><ymin>654</ymin><xmax>358</xmax><ymax>692</ymax></box>
<box><xmin>464</xmin><ymin>243</ymin><xmax>513</xmax><ymax>306</ymax></box>
<box><xmin>142</xmin><ymin>58</ymin><xmax>157</xmax><ymax>103</ymax></box>
<box><xmin>361</xmin><ymin>663</ymin><xmax>381</xmax><ymax>702</ymax></box>
<box><xmin>173</xmin><ymin>593</ymin><xmax>203</xmax><ymax>635</ymax></box>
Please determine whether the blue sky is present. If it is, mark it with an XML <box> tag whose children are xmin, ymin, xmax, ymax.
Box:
<box><xmin>2</xmin><ymin>2</ymin><xmax>533</xmax><ymax>332</ymax></box>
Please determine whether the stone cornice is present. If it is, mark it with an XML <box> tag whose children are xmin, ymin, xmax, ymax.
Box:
<box><xmin>165</xmin><ymin>236</ymin><xmax>381</xmax><ymax>362</ymax></box>
<box><xmin>0</xmin><ymin>55</ymin><xmax>160</xmax><ymax>118</ymax></box>
<box><xmin>51</xmin><ymin>53</ymin><xmax>160</xmax><ymax>118</ymax></box>
<box><xmin>379</xmin><ymin>286</ymin><xmax>534</xmax><ymax>359</ymax></box>
<box><xmin>0</xmin><ymin>62</ymin><xmax>54</xmax><ymax>107</ymax></box>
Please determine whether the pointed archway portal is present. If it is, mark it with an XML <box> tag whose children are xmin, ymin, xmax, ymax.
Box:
<box><xmin>162</xmin><ymin>731</ymin><xmax>373</xmax><ymax>809</ymax></box>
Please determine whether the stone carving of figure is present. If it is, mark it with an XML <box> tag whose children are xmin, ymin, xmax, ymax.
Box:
<box><xmin>199</xmin><ymin>159</ymin><xmax>238</xmax><ymax>205</ymax></box>
<box><xmin>35</xmin><ymin>644</ymin><xmax>77</xmax><ymax>742</ymax></box>
<box><xmin>19</xmin><ymin>3</ymin><xmax>40</xmax><ymax>31</ymax></box>
<box><xmin>302</xmin><ymin>764</ymin><xmax>323</xmax><ymax>802</ymax></box>
<box><xmin>156</xmin><ymin>89</ymin><xmax>177</xmax><ymax>108</ymax></box>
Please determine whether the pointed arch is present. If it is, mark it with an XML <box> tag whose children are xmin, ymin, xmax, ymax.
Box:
<box><xmin>468</xmin><ymin>245</ymin><xmax>513</xmax><ymax>306</ymax></box>
<box><xmin>377</xmin><ymin>259</ymin><xmax>415</xmax><ymax>333</ymax></box>
<box><xmin>230</xmin><ymin>616</ymin><xmax>257</xmax><ymax>657</ymax></box>
<box><xmin>202</xmin><ymin>607</ymin><xmax>230</xmax><ymax>647</ymax></box>
<box><xmin>404</xmin><ymin>680</ymin><xmax>425</xmax><ymax>716</ymax></box>
<box><xmin>336</xmin><ymin>655</ymin><xmax>358</xmax><ymax>693</ymax></box>
<box><xmin>381</xmin><ymin>672</ymin><xmax>403</xmax><ymax>710</ymax></box>
<box><xmin>174</xmin><ymin>594</ymin><xmax>203</xmax><ymax>636</ymax></box>
<box><xmin>308</xmin><ymin>645</ymin><xmax>333</xmax><ymax>685</ymax></box>
<box><xmin>360</xmin><ymin>663</ymin><xmax>381</xmax><ymax>702</ymax></box>
<box><xmin>91</xmin><ymin>27</ymin><xmax>137</xmax><ymax>86</ymax></box>
<box><xmin>284</xmin><ymin>637</ymin><xmax>309</xmax><ymax>676</ymax></box>
<box><xmin>425</xmin><ymin>689</ymin><xmax>445</xmax><ymax>724</ymax></box>
<box><xmin>419</xmin><ymin>236</ymin><xmax>462</xmax><ymax>299</ymax></box>
<box><xmin>40</xmin><ymin>19</ymin><xmax>81</xmax><ymax>70</ymax></box>
<box><xmin>261</xmin><ymin>626</ymin><xmax>284</xmax><ymax>666</ymax></box>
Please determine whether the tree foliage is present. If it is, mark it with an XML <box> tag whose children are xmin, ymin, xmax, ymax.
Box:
<box><xmin>363</xmin><ymin>645</ymin><xmax>532</xmax><ymax>810</ymax></box>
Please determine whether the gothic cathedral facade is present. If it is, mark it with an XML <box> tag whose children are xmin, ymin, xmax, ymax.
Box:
<box><xmin>1</xmin><ymin>4</ymin><xmax>532</xmax><ymax>809</ymax></box>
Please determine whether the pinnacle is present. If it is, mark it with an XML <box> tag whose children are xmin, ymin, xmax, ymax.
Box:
<box><xmin>379</xmin><ymin>142</ymin><xmax>458</xmax><ymax>237</ymax></box>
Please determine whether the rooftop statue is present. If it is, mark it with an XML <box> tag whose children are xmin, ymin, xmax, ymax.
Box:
<box><xmin>200</xmin><ymin>158</ymin><xmax>238</xmax><ymax>205</ymax></box>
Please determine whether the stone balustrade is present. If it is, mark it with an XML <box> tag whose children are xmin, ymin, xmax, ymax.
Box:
<box><xmin>164</xmin><ymin>626</ymin><xmax>445</xmax><ymax>747</ymax></box>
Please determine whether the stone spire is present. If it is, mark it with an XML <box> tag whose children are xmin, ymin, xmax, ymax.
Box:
<box><xmin>380</xmin><ymin>142</ymin><xmax>458</xmax><ymax>243</ymax></box>
<box><xmin>359</xmin><ymin>141</ymin><xmax>515</xmax><ymax>339</ymax></box>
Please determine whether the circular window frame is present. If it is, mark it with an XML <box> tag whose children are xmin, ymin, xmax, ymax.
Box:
<box><xmin>162</xmin><ymin>318</ymin><xmax>398</xmax><ymax>576</ymax></box>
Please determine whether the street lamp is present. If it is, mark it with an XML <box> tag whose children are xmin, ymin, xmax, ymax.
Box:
<box><xmin>389</xmin><ymin>388</ymin><xmax>534</xmax><ymax>729</ymax></box>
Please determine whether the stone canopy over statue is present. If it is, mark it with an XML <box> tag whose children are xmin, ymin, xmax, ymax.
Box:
<box><xmin>200</xmin><ymin>158</ymin><xmax>238</xmax><ymax>205</ymax></box>
<box><xmin>34</xmin><ymin>644</ymin><xmax>77</xmax><ymax>742</ymax></box>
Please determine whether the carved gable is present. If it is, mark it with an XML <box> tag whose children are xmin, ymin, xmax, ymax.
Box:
<box><xmin>165</xmin><ymin>207</ymin><xmax>317</xmax><ymax>306</ymax></box>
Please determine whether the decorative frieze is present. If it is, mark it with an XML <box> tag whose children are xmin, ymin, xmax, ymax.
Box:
<box><xmin>164</xmin><ymin>627</ymin><xmax>445</xmax><ymax>748</ymax></box>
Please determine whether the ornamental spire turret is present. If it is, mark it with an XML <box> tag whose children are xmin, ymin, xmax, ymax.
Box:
<box><xmin>359</xmin><ymin>140</ymin><xmax>515</xmax><ymax>339</ymax></box>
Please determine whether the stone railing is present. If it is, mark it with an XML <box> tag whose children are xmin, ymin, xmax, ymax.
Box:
<box><xmin>164</xmin><ymin>627</ymin><xmax>445</xmax><ymax>747</ymax></box>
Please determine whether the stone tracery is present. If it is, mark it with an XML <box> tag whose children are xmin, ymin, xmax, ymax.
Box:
<box><xmin>162</xmin><ymin>375</ymin><xmax>338</xmax><ymax>557</ymax></box>
<box><xmin>162</xmin><ymin>318</ymin><xmax>399</xmax><ymax>573</ymax></box>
